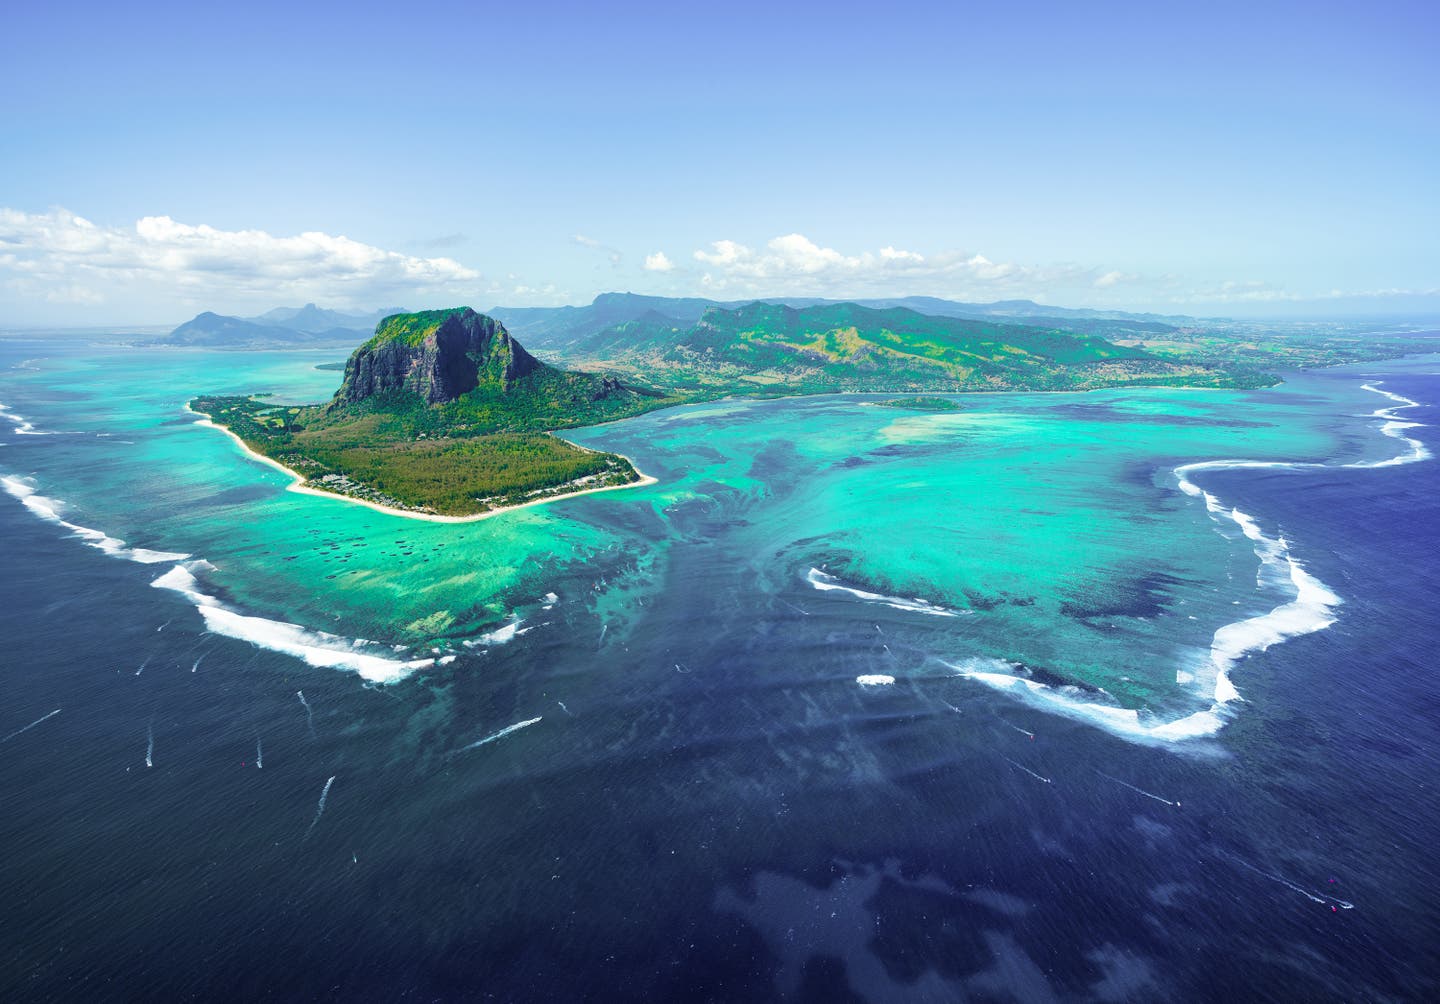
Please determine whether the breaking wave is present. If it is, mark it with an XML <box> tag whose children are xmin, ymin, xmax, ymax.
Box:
<box><xmin>151</xmin><ymin>564</ymin><xmax>434</xmax><ymax>684</ymax></box>
<box><xmin>1</xmin><ymin>475</ymin><xmax>189</xmax><ymax>564</ymax></box>
<box><xmin>807</xmin><ymin>567</ymin><xmax>960</xmax><ymax>617</ymax></box>
<box><xmin>2</xmin><ymin>473</ymin><xmax>434</xmax><ymax>684</ymax></box>
<box><xmin>0</xmin><ymin>401</ymin><xmax>47</xmax><ymax>436</ymax></box>
<box><xmin>954</xmin><ymin>381</ymin><xmax>1426</xmax><ymax>745</ymax></box>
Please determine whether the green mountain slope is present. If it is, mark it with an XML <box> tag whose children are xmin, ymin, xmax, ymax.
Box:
<box><xmin>573</xmin><ymin>301</ymin><xmax>1254</xmax><ymax>393</ymax></box>
<box><xmin>193</xmin><ymin>308</ymin><xmax>677</xmax><ymax>517</ymax></box>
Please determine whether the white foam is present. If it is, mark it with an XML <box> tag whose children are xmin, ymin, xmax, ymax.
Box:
<box><xmin>952</xmin><ymin>659</ymin><xmax>1228</xmax><ymax>744</ymax></box>
<box><xmin>2</xmin><ymin>475</ymin><xmax>190</xmax><ymax>564</ymax></box>
<box><xmin>151</xmin><ymin>563</ymin><xmax>434</xmax><ymax>684</ymax></box>
<box><xmin>0</xmin><ymin>402</ymin><xmax>44</xmax><ymax>436</ymax></box>
<box><xmin>1351</xmin><ymin>383</ymin><xmax>1430</xmax><ymax>467</ymax></box>
<box><xmin>466</xmin><ymin>618</ymin><xmax>524</xmax><ymax>647</ymax></box>
<box><xmin>856</xmin><ymin>674</ymin><xmax>895</xmax><ymax>686</ymax></box>
<box><xmin>807</xmin><ymin>567</ymin><xmax>960</xmax><ymax>617</ymax></box>
<box><xmin>963</xmin><ymin>380</ymin><xmax>1426</xmax><ymax>745</ymax></box>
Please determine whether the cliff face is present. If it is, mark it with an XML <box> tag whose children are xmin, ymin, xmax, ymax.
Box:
<box><xmin>334</xmin><ymin>308</ymin><xmax>542</xmax><ymax>406</ymax></box>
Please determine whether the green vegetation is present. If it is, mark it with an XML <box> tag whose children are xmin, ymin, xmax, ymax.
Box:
<box><xmin>196</xmin><ymin>302</ymin><xmax>1436</xmax><ymax>518</ymax></box>
<box><xmin>193</xmin><ymin>394</ymin><xmax>650</xmax><ymax>517</ymax></box>
<box><xmin>357</xmin><ymin>308</ymin><xmax>471</xmax><ymax>350</ymax></box>
<box><xmin>570</xmin><ymin>301</ymin><xmax>1265</xmax><ymax>394</ymax></box>
<box><xmin>871</xmin><ymin>396</ymin><xmax>965</xmax><ymax>412</ymax></box>
<box><xmin>1114</xmin><ymin>324</ymin><xmax>1432</xmax><ymax>375</ymax></box>
<box><xmin>195</xmin><ymin>308</ymin><xmax>679</xmax><ymax>517</ymax></box>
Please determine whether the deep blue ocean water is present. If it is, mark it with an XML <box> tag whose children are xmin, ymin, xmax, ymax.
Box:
<box><xmin>1</xmin><ymin>356</ymin><xmax>1438</xmax><ymax>1001</ymax></box>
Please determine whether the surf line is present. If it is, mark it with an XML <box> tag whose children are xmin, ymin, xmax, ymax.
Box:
<box><xmin>451</xmin><ymin>717</ymin><xmax>543</xmax><ymax>756</ymax></box>
<box><xmin>1097</xmin><ymin>771</ymin><xmax>1180</xmax><ymax>807</ymax></box>
<box><xmin>304</xmin><ymin>775</ymin><xmax>336</xmax><ymax>840</ymax></box>
<box><xmin>1003</xmin><ymin>755</ymin><xmax>1052</xmax><ymax>784</ymax></box>
<box><xmin>2</xmin><ymin>708</ymin><xmax>61</xmax><ymax>743</ymax></box>
<box><xmin>959</xmin><ymin>381</ymin><xmax>1431</xmax><ymax>747</ymax></box>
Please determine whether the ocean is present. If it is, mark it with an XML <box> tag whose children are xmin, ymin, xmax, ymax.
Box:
<box><xmin>1</xmin><ymin>339</ymin><xmax>1437</xmax><ymax>1000</ymax></box>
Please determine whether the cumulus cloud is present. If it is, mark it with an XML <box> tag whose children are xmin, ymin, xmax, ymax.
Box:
<box><xmin>0</xmin><ymin>208</ymin><xmax>490</xmax><ymax>313</ymax></box>
<box><xmin>642</xmin><ymin>251</ymin><xmax>674</xmax><ymax>272</ymax></box>
<box><xmin>690</xmin><ymin>233</ymin><xmax>1097</xmax><ymax>298</ymax></box>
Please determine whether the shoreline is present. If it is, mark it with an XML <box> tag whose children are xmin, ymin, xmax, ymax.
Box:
<box><xmin>189</xmin><ymin>412</ymin><xmax>658</xmax><ymax>524</ymax></box>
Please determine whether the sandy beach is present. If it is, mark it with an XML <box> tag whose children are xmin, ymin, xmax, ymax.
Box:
<box><xmin>190</xmin><ymin>413</ymin><xmax>658</xmax><ymax>524</ymax></box>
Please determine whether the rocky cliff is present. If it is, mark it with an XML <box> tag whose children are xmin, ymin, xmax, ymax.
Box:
<box><xmin>334</xmin><ymin>307</ymin><xmax>542</xmax><ymax>406</ymax></box>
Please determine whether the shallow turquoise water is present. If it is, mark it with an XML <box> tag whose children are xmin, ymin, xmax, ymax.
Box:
<box><xmin>3</xmin><ymin>341</ymin><xmax>1438</xmax><ymax>999</ymax></box>
<box><xmin>0</xmin><ymin>345</ymin><xmax>1399</xmax><ymax>729</ymax></box>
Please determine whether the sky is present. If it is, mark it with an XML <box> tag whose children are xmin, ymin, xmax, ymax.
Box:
<box><xmin>1</xmin><ymin>0</ymin><xmax>1436</xmax><ymax>325</ymax></box>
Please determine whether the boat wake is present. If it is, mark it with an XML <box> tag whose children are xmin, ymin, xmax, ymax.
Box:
<box><xmin>304</xmin><ymin>775</ymin><xmax>336</xmax><ymax>839</ymax></box>
<box><xmin>451</xmin><ymin>716</ymin><xmax>543</xmax><ymax>755</ymax></box>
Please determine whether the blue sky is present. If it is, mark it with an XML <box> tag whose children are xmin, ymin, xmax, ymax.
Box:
<box><xmin>2</xmin><ymin>0</ymin><xmax>1436</xmax><ymax>324</ymax></box>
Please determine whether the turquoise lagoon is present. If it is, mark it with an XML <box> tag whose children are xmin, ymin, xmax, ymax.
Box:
<box><xmin>1</xmin><ymin>344</ymin><xmax>1423</xmax><ymax>744</ymax></box>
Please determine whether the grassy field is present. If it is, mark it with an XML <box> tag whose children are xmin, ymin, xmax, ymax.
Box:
<box><xmin>193</xmin><ymin>394</ymin><xmax>646</xmax><ymax>517</ymax></box>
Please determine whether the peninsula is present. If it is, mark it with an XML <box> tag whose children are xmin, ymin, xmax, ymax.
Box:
<box><xmin>193</xmin><ymin>307</ymin><xmax>677</xmax><ymax>518</ymax></box>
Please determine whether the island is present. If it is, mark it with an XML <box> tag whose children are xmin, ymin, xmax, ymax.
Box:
<box><xmin>868</xmin><ymin>396</ymin><xmax>966</xmax><ymax>412</ymax></box>
<box><xmin>192</xmin><ymin>308</ymin><xmax>678</xmax><ymax>519</ymax></box>
<box><xmin>193</xmin><ymin>299</ymin><xmax>1437</xmax><ymax>521</ymax></box>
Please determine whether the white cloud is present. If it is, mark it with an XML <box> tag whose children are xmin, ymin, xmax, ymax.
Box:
<box><xmin>689</xmin><ymin>233</ymin><xmax>1096</xmax><ymax>299</ymax></box>
<box><xmin>574</xmin><ymin>233</ymin><xmax>622</xmax><ymax>266</ymax></box>
<box><xmin>643</xmin><ymin>251</ymin><xmax>674</xmax><ymax>272</ymax></box>
<box><xmin>1093</xmin><ymin>270</ymin><xmax>1134</xmax><ymax>288</ymax></box>
<box><xmin>0</xmin><ymin>208</ymin><xmax>489</xmax><ymax>313</ymax></box>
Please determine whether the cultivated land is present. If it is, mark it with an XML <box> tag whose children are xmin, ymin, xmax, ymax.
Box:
<box><xmin>192</xmin><ymin>299</ymin><xmax>1440</xmax><ymax>518</ymax></box>
<box><xmin>192</xmin><ymin>308</ymin><xmax>676</xmax><ymax>517</ymax></box>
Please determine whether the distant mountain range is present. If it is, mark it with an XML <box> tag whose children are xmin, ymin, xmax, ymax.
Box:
<box><xmin>488</xmin><ymin>292</ymin><xmax>1190</xmax><ymax>352</ymax></box>
<box><xmin>156</xmin><ymin>303</ymin><xmax>407</xmax><ymax>347</ymax></box>
<box><xmin>555</xmin><ymin>300</ymin><xmax>1250</xmax><ymax>394</ymax></box>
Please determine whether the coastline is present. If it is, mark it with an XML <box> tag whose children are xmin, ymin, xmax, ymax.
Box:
<box><xmin>189</xmin><ymin>411</ymin><xmax>658</xmax><ymax>524</ymax></box>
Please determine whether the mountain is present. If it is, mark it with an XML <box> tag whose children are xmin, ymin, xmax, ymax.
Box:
<box><xmin>486</xmin><ymin>292</ymin><xmax>1187</xmax><ymax>353</ymax></box>
<box><xmin>159</xmin><ymin>312</ymin><xmax>312</xmax><ymax>347</ymax></box>
<box><xmin>192</xmin><ymin>309</ymin><xmax>677</xmax><ymax>517</ymax></box>
<box><xmin>253</xmin><ymin>303</ymin><xmax>405</xmax><ymax>332</ymax></box>
<box><xmin>487</xmin><ymin>292</ymin><xmax>719</xmax><ymax>350</ymax></box>
<box><xmin>336</xmin><ymin>308</ymin><xmax>542</xmax><ymax>405</ymax></box>
<box><xmin>562</xmin><ymin>300</ymin><xmax>1248</xmax><ymax>393</ymax></box>
<box><xmin>156</xmin><ymin>304</ymin><xmax>409</xmax><ymax>347</ymax></box>
<box><xmin>327</xmin><ymin>307</ymin><xmax>664</xmax><ymax>428</ymax></box>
